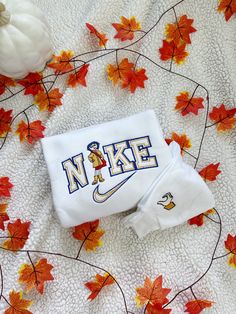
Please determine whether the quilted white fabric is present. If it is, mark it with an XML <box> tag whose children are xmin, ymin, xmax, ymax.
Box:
<box><xmin>1</xmin><ymin>0</ymin><xmax>236</xmax><ymax>313</ymax></box>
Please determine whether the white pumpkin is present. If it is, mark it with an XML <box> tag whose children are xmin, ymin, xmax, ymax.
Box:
<box><xmin>0</xmin><ymin>0</ymin><xmax>53</xmax><ymax>79</ymax></box>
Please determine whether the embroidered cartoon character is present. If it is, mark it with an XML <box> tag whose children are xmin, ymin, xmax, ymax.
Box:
<box><xmin>87</xmin><ymin>141</ymin><xmax>107</xmax><ymax>185</ymax></box>
<box><xmin>157</xmin><ymin>192</ymin><xmax>175</xmax><ymax>210</ymax></box>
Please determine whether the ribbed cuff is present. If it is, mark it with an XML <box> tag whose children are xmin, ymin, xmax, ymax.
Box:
<box><xmin>122</xmin><ymin>210</ymin><xmax>161</xmax><ymax>238</ymax></box>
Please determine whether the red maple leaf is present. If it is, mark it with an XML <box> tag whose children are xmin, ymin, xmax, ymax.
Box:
<box><xmin>159</xmin><ymin>40</ymin><xmax>189</xmax><ymax>65</ymax></box>
<box><xmin>218</xmin><ymin>0</ymin><xmax>236</xmax><ymax>21</ymax></box>
<box><xmin>198</xmin><ymin>163</ymin><xmax>221</xmax><ymax>182</ymax></box>
<box><xmin>86</xmin><ymin>23</ymin><xmax>108</xmax><ymax>47</ymax></box>
<box><xmin>175</xmin><ymin>92</ymin><xmax>204</xmax><ymax>116</ymax></box>
<box><xmin>18</xmin><ymin>72</ymin><xmax>44</xmax><ymax>96</ymax></box>
<box><xmin>225</xmin><ymin>234</ymin><xmax>236</xmax><ymax>269</ymax></box>
<box><xmin>112</xmin><ymin>16</ymin><xmax>141</xmax><ymax>41</ymax></box>
<box><xmin>18</xmin><ymin>258</ymin><xmax>54</xmax><ymax>294</ymax></box>
<box><xmin>121</xmin><ymin>68</ymin><xmax>148</xmax><ymax>93</ymax></box>
<box><xmin>34</xmin><ymin>88</ymin><xmax>63</xmax><ymax>112</ymax></box>
<box><xmin>209</xmin><ymin>104</ymin><xmax>236</xmax><ymax>132</ymax></box>
<box><xmin>85</xmin><ymin>272</ymin><xmax>114</xmax><ymax>300</ymax></box>
<box><xmin>165</xmin><ymin>132</ymin><xmax>191</xmax><ymax>155</ymax></box>
<box><xmin>146</xmin><ymin>303</ymin><xmax>172</xmax><ymax>314</ymax></box>
<box><xmin>0</xmin><ymin>108</ymin><xmax>12</xmax><ymax>136</ymax></box>
<box><xmin>135</xmin><ymin>276</ymin><xmax>171</xmax><ymax>308</ymax></box>
<box><xmin>165</xmin><ymin>15</ymin><xmax>196</xmax><ymax>46</ymax></box>
<box><xmin>4</xmin><ymin>290</ymin><xmax>32</xmax><ymax>314</ymax></box>
<box><xmin>3</xmin><ymin>219</ymin><xmax>30</xmax><ymax>251</ymax></box>
<box><xmin>0</xmin><ymin>74</ymin><xmax>16</xmax><ymax>96</ymax></box>
<box><xmin>16</xmin><ymin>120</ymin><xmax>45</xmax><ymax>144</ymax></box>
<box><xmin>47</xmin><ymin>50</ymin><xmax>74</xmax><ymax>74</ymax></box>
<box><xmin>0</xmin><ymin>204</ymin><xmax>9</xmax><ymax>230</ymax></box>
<box><xmin>184</xmin><ymin>299</ymin><xmax>213</xmax><ymax>314</ymax></box>
<box><xmin>68</xmin><ymin>64</ymin><xmax>89</xmax><ymax>88</ymax></box>
<box><xmin>188</xmin><ymin>209</ymin><xmax>215</xmax><ymax>227</ymax></box>
<box><xmin>107</xmin><ymin>58</ymin><xmax>134</xmax><ymax>86</ymax></box>
<box><xmin>73</xmin><ymin>219</ymin><xmax>104</xmax><ymax>251</ymax></box>
<box><xmin>0</xmin><ymin>177</ymin><xmax>13</xmax><ymax>197</ymax></box>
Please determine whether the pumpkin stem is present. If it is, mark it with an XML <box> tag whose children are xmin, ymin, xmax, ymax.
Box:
<box><xmin>0</xmin><ymin>2</ymin><xmax>10</xmax><ymax>26</ymax></box>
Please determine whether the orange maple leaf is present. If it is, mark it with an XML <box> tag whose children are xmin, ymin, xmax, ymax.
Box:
<box><xmin>175</xmin><ymin>92</ymin><xmax>204</xmax><ymax>116</ymax></box>
<box><xmin>0</xmin><ymin>177</ymin><xmax>13</xmax><ymax>197</ymax></box>
<box><xmin>34</xmin><ymin>88</ymin><xmax>63</xmax><ymax>112</ymax></box>
<box><xmin>68</xmin><ymin>64</ymin><xmax>89</xmax><ymax>88</ymax></box>
<box><xmin>18</xmin><ymin>72</ymin><xmax>44</xmax><ymax>96</ymax></box>
<box><xmin>135</xmin><ymin>276</ymin><xmax>171</xmax><ymax>308</ymax></box>
<box><xmin>107</xmin><ymin>58</ymin><xmax>134</xmax><ymax>86</ymax></box>
<box><xmin>112</xmin><ymin>16</ymin><xmax>141</xmax><ymax>41</ymax></box>
<box><xmin>218</xmin><ymin>0</ymin><xmax>236</xmax><ymax>21</ymax></box>
<box><xmin>188</xmin><ymin>209</ymin><xmax>215</xmax><ymax>227</ymax></box>
<box><xmin>18</xmin><ymin>258</ymin><xmax>54</xmax><ymax>294</ymax></box>
<box><xmin>3</xmin><ymin>219</ymin><xmax>30</xmax><ymax>251</ymax></box>
<box><xmin>225</xmin><ymin>234</ymin><xmax>236</xmax><ymax>269</ymax></box>
<box><xmin>85</xmin><ymin>272</ymin><xmax>115</xmax><ymax>301</ymax></box>
<box><xmin>0</xmin><ymin>74</ymin><xmax>16</xmax><ymax>96</ymax></box>
<box><xmin>198</xmin><ymin>163</ymin><xmax>221</xmax><ymax>182</ymax></box>
<box><xmin>4</xmin><ymin>290</ymin><xmax>32</xmax><ymax>314</ymax></box>
<box><xmin>165</xmin><ymin>15</ymin><xmax>196</xmax><ymax>46</ymax></box>
<box><xmin>0</xmin><ymin>204</ymin><xmax>9</xmax><ymax>230</ymax></box>
<box><xmin>166</xmin><ymin>132</ymin><xmax>192</xmax><ymax>154</ymax></box>
<box><xmin>122</xmin><ymin>68</ymin><xmax>148</xmax><ymax>93</ymax></box>
<box><xmin>184</xmin><ymin>299</ymin><xmax>213</xmax><ymax>314</ymax></box>
<box><xmin>209</xmin><ymin>104</ymin><xmax>236</xmax><ymax>132</ymax></box>
<box><xmin>72</xmin><ymin>219</ymin><xmax>104</xmax><ymax>251</ymax></box>
<box><xmin>47</xmin><ymin>50</ymin><xmax>74</xmax><ymax>74</ymax></box>
<box><xmin>86</xmin><ymin>23</ymin><xmax>108</xmax><ymax>47</ymax></box>
<box><xmin>146</xmin><ymin>303</ymin><xmax>172</xmax><ymax>314</ymax></box>
<box><xmin>16</xmin><ymin>120</ymin><xmax>45</xmax><ymax>144</ymax></box>
<box><xmin>0</xmin><ymin>108</ymin><xmax>12</xmax><ymax>136</ymax></box>
<box><xmin>159</xmin><ymin>40</ymin><xmax>189</xmax><ymax>65</ymax></box>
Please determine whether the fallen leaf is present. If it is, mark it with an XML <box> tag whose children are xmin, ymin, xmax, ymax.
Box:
<box><xmin>34</xmin><ymin>88</ymin><xmax>63</xmax><ymax>112</ymax></box>
<box><xmin>18</xmin><ymin>72</ymin><xmax>44</xmax><ymax>96</ymax></box>
<box><xmin>166</xmin><ymin>132</ymin><xmax>192</xmax><ymax>154</ymax></box>
<box><xmin>85</xmin><ymin>272</ymin><xmax>115</xmax><ymax>301</ymax></box>
<box><xmin>47</xmin><ymin>50</ymin><xmax>74</xmax><ymax>74</ymax></box>
<box><xmin>0</xmin><ymin>74</ymin><xmax>15</xmax><ymax>96</ymax></box>
<box><xmin>146</xmin><ymin>303</ymin><xmax>172</xmax><ymax>314</ymax></box>
<box><xmin>209</xmin><ymin>104</ymin><xmax>236</xmax><ymax>132</ymax></box>
<box><xmin>165</xmin><ymin>15</ymin><xmax>196</xmax><ymax>46</ymax></box>
<box><xmin>107</xmin><ymin>58</ymin><xmax>134</xmax><ymax>86</ymax></box>
<box><xmin>72</xmin><ymin>219</ymin><xmax>104</xmax><ymax>251</ymax></box>
<box><xmin>19</xmin><ymin>258</ymin><xmax>54</xmax><ymax>294</ymax></box>
<box><xmin>218</xmin><ymin>0</ymin><xmax>236</xmax><ymax>21</ymax></box>
<box><xmin>3</xmin><ymin>219</ymin><xmax>30</xmax><ymax>251</ymax></box>
<box><xmin>4</xmin><ymin>290</ymin><xmax>32</xmax><ymax>314</ymax></box>
<box><xmin>121</xmin><ymin>68</ymin><xmax>148</xmax><ymax>93</ymax></box>
<box><xmin>112</xmin><ymin>16</ymin><xmax>141</xmax><ymax>41</ymax></box>
<box><xmin>188</xmin><ymin>209</ymin><xmax>215</xmax><ymax>227</ymax></box>
<box><xmin>175</xmin><ymin>92</ymin><xmax>204</xmax><ymax>116</ymax></box>
<box><xmin>0</xmin><ymin>108</ymin><xmax>12</xmax><ymax>136</ymax></box>
<box><xmin>135</xmin><ymin>276</ymin><xmax>171</xmax><ymax>308</ymax></box>
<box><xmin>16</xmin><ymin>120</ymin><xmax>45</xmax><ymax>144</ymax></box>
<box><xmin>225</xmin><ymin>234</ymin><xmax>236</xmax><ymax>269</ymax></box>
<box><xmin>68</xmin><ymin>64</ymin><xmax>89</xmax><ymax>88</ymax></box>
<box><xmin>0</xmin><ymin>177</ymin><xmax>13</xmax><ymax>197</ymax></box>
<box><xmin>159</xmin><ymin>40</ymin><xmax>189</xmax><ymax>65</ymax></box>
<box><xmin>199</xmin><ymin>163</ymin><xmax>221</xmax><ymax>182</ymax></box>
<box><xmin>86</xmin><ymin>23</ymin><xmax>108</xmax><ymax>47</ymax></box>
<box><xmin>0</xmin><ymin>204</ymin><xmax>9</xmax><ymax>230</ymax></box>
<box><xmin>184</xmin><ymin>299</ymin><xmax>213</xmax><ymax>314</ymax></box>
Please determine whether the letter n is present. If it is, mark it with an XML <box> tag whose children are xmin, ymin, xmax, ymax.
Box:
<box><xmin>62</xmin><ymin>153</ymin><xmax>88</xmax><ymax>193</ymax></box>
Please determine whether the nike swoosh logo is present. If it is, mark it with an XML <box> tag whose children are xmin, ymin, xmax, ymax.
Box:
<box><xmin>93</xmin><ymin>172</ymin><xmax>136</xmax><ymax>203</ymax></box>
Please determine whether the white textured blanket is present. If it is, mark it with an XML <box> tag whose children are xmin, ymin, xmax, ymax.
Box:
<box><xmin>1</xmin><ymin>0</ymin><xmax>236</xmax><ymax>313</ymax></box>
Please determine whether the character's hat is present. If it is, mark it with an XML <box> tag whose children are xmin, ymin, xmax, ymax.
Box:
<box><xmin>87</xmin><ymin>141</ymin><xmax>99</xmax><ymax>151</ymax></box>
